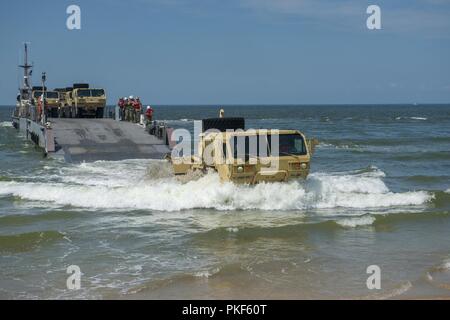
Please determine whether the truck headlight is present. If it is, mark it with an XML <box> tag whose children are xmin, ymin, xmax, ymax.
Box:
<box><xmin>237</xmin><ymin>166</ymin><xmax>244</xmax><ymax>173</ymax></box>
<box><xmin>301</xmin><ymin>163</ymin><xmax>307</xmax><ymax>169</ymax></box>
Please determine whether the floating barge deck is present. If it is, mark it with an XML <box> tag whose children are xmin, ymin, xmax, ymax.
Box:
<box><xmin>12</xmin><ymin>116</ymin><xmax>172</xmax><ymax>163</ymax></box>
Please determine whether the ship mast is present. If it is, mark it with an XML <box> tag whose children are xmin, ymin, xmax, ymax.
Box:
<box><xmin>18</xmin><ymin>43</ymin><xmax>33</xmax><ymax>100</ymax></box>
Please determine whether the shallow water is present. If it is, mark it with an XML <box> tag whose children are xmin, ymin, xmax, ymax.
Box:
<box><xmin>0</xmin><ymin>104</ymin><xmax>450</xmax><ymax>299</ymax></box>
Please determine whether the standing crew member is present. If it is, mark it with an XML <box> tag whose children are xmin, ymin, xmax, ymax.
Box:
<box><xmin>37</xmin><ymin>95</ymin><xmax>43</xmax><ymax>122</ymax></box>
<box><xmin>145</xmin><ymin>106</ymin><xmax>154</xmax><ymax>124</ymax></box>
<box><xmin>118</xmin><ymin>97</ymin><xmax>125</xmax><ymax>120</ymax></box>
<box><xmin>127</xmin><ymin>96</ymin><xmax>134</xmax><ymax>122</ymax></box>
<box><xmin>126</xmin><ymin>96</ymin><xmax>134</xmax><ymax>122</ymax></box>
<box><xmin>133</xmin><ymin>97</ymin><xmax>142</xmax><ymax>123</ymax></box>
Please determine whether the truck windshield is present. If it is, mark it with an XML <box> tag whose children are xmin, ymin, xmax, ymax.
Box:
<box><xmin>77</xmin><ymin>89</ymin><xmax>91</xmax><ymax>97</ymax></box>
<box><xmin>91</xmin><ymin>89</ymin><xmax>104</xmax><ymax>97</ymax></box>
<box><xmin>225</xmin><ymin>133</ymin><xmax>307</xmax><ymax>160</ymax></box>
<box><xmin>46</xmin><ymin>92</ymin><xmax>59</xmax><ymax>99</ymax></box>
<box><xmin>270</xmin><ymin>134</ymin><xmax>307</xmax><ymax>156</ymax></box>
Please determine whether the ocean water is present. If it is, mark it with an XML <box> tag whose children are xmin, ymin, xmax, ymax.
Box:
<box><xmin>0</xmin><ymin>104</ymin><xmax>449</xmax><ymax>299</ymax></box>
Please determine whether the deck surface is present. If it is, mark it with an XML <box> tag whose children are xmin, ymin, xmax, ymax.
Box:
<box><xmin>50</xmin><ymin>118</ymin><xmax>170</xmax><ymax>162</ymax></box>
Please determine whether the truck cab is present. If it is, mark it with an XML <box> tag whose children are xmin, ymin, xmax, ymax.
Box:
<box><xmin>31</xmin><ymin>87</ymin><xmax>61</xmax><ymax>118</ymax></box>
<box><xmin>70</xmin><ymin>83</ymin><xmax>106</xmax><ymax>118</ymax></box>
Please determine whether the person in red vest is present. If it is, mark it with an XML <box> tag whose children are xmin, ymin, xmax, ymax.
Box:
<box><xmin>131</xmin><ymin>97</ymin><xmax>142</xmax><ymax>123</ymax></box>
<box><xmin>37</xmin><ymin>95</ymin><xmax>42</xmax><ymax>122</ymax></box>
<box><xmin>145</xmin><ymin>106</ymin><xmax>154</xmax><ymax>124</ymax></box>
<box><xmin>118</xmin><ymin>97</ymin><xmax>125</xmax><ymax>120</ymax></box>
<box><xmin>118</xmin><ymin>97</ymin><xmax>124</xmax><ymax>108</ymax></box>
<box><xmin>135</xmin><ymin>97</ymin><xmax>142</xmax><ymax>109</ymax></box>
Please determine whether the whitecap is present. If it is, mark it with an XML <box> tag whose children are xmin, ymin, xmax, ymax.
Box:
<box><xmin>336</xmin><ymin>216</ymin><xmax>376</xmax><ymax>228</ymax></box>
<box><xmin>0</xmin><ymin>121</ymin><xmax>13</xmax><ymax>128</ymax></box>
<box><xmin>0</xmin><ymin>164</ymin><xmax>434</xmax><ymax>212</ymax></box>
<box><xmin>193</xmin><ymin>267</ymin><xmax>220</xmax><ymax>278</ymax></box>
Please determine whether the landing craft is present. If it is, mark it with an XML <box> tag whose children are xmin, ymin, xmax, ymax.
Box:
<box><xmin>11</xmin><ymin>44</ymin><xmax>172</xmax><ymax>162</ymax></box>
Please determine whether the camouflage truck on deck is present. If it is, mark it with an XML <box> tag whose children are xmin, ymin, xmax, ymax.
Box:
<box><xmin>170</xmin><ymin>116</ymin><xmax>318</xmax><ymax>184</ymax></box>
<box><xmin>65</xmin><ymin>83</ymin><xmax>106</xmax><ymax>118</ymax></box>
<box><xmin>31</xmin><ymin>86</ymin><xmax>61</xmax><ymax>118</ymax></box>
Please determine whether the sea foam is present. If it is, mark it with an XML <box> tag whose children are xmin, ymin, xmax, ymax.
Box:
<box><xmin>336</xmin><ymin>216</ymin><xmax>376</xmax><ymax>228</ymax></box>
<box><xmin>0</xmin><ymin>161</ymin><xmax>434</xmax><ymax>212</ymax></box>
<box><xmin>0</xmin><ymin>121</ymin><xmax>13</xmax><ymax>128</ymax></box>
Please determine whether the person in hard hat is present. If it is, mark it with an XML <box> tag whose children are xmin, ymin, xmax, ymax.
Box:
<box><xmin>135</xmin><ymin>97</ymin><xmax>142</xmax><ymax>109</ymax></box>
<box><xmin>118</xmin><ymin>97</ymin><xmax>125</xmax><ymax>120</ymax></box>
<box><xmin>132</xmin><ymin>97</ymin><xmax>142</xmax><ymax>123</ymax></box>
<box><xmin>118</xmin><ymin>97</ymin><xmax>125</xmax><ymax>108</ymax></box>
<box><xmin>123</xmin><ymin>97</ymin><xmax>129</xmax><ymax>121</ymax></box>
<box><xmin>126</xmin><ymin>96</ymin><xmax>135</xmax><ymax>122</ymax></box>
<box><xmin>37</xmin><ymin>95</ymin><xmax>42</xmax><ymax>122</ymax></box>
<box><xmin>145</xmin><ymin>105</ymin><xmax>154</xmax><ymax>122</ymax></box>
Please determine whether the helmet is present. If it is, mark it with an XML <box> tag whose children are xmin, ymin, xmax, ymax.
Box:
<box><xmin>146</xmin><ymin>106</ymin><xmax>151</xmax><ymax>110</ymax></box>
<box><xmin>129</xmin><ymin>95</ymin><xmax>133</xmax><ymax>99</ymax></box>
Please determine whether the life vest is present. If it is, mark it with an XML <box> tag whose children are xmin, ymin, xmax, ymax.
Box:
<box><xmin>37</xmin><ymin>96</ymin><xmax>42</xmax><ymax>115</ymax></box>
<box><xmin>133</xmin><ymin>100</ymin><xmax>141</xmax><ymax>110</ymax></box>
<box><xmin>145</xmin><ymin>108</ymin><xmax>153</xmax><ymax>119</ymax></box>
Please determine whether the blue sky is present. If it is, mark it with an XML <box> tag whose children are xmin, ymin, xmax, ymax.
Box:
<box><xmin>1</xmin><ymin>0</ymin><xmax>450</xmax><ymax>105</ymax></box>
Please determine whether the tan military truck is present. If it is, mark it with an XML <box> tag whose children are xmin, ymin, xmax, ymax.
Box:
<box><xmin>170</xmin><ymin>117</ymin><xmax>318</xmax><ymax>184</ymax></box>
<box><xmin>31</xmin><ymin>86</ymin><xmax>61</xmax><ymax>118</ymax></box>
<box><xmin>69</xmin><ymin>83</ymin><xmax>106</xmax><ymax>118</ymax></box>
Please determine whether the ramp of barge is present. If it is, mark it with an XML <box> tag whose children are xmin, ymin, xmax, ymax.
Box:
<box><xmin>49</xmin><ymin>118</ymin><xmax>171</xmax><ymax>162</ymax></box>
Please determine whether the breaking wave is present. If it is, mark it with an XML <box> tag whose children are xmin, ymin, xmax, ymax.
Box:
<box><xmin>336</xmin><ymin>215</ymin><xmax>376</xmax><ymax>228</ymax></box>
<box><xmin>0</xmin><ymin>121</ymin><xmax>13</xmax><ymax>128</ymax></box>
<box><xmin>0</xmin><ymin>161</ymin><xmax>433</xmax><ymax>212</ymax></box>
<box><xmin>395</xmin><ymin>116</ymin><xmax>427</xmax><ymax>121</ymax></box>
